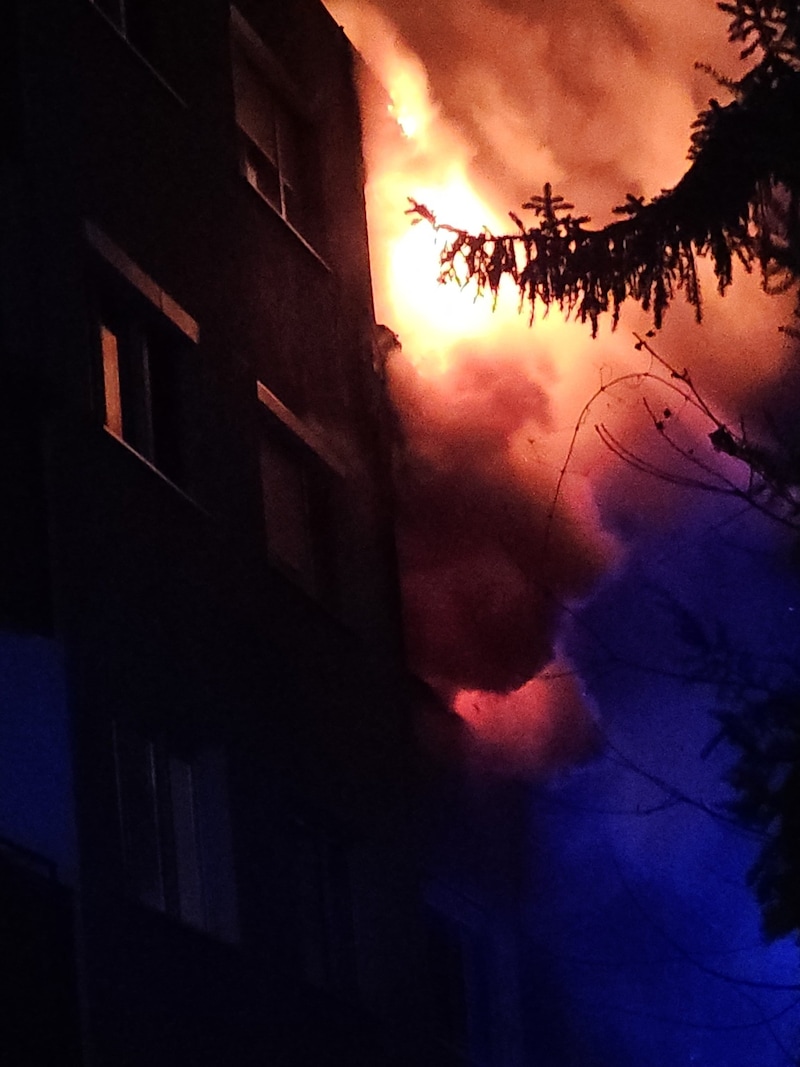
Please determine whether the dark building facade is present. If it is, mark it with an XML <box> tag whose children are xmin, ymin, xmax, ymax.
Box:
<box><xmin>0</xmin><ymin>1</ymin><xmax>443</xmax><ymax>1063</ymax></box>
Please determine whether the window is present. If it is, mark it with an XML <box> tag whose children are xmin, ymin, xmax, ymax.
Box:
<box><xmin>259</xmin><ymin>435</ymin><xmax>331</xmax><ymax>593</ymax></box>
<box><xmin>258</xmin><ymin>384</ymin><xmax>341</xmax><ymax>603</ymax></box>
<box><xmin>230</xmin><ymin>12</ymin><xmax>321</xmax><ymax>246</ymax></box>
<box><xmin>86</xmin><ymin>224</ymin><xmax>199</xmax><ymax>490</ymax></box>
<box><xmin>97</xmin><ymin>285</ymin><xmax>194</xmax><ymax>485</ymax></box>
<box><xmin>112</xmin><ymin>723</ymin><xmax>238</xmax><ymax>941</ymax></box>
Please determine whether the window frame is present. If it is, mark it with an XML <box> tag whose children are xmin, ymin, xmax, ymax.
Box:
<box><xmin>85</xmin><ymin>223</ymin><xmax>200</xmax><ymax>494</ymax></box>
<box><xmin>256</xmin><ymin>381</ymin><xmax>344</xmax><ymax>604</ymax></box>
<box><xmin>112</xmin><ymin>721</ymin><xmax>239</xmax><ymax>942</ymax></box>
<box><xmin>424</xmin><ymin>885</ymin><xmax>494</xmax><ymax>1063</ymax></box>
<box><xmin>91</xmin><ymin>0</ymin><xmax>154</xmax><ymax>53</ymax></box>
<box><xmin>229</xmin><ymin>8</ymin><xmax>325</xmax><ymax>254</ymax></box>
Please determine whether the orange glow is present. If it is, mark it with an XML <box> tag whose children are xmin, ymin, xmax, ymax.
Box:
<box><xmin>324</xmin><ymin>0</ymin><xmax>790</xmax><ymax>775</ymax></box>
<box><xmin>453</xmin><ymin>661</ymin><xmax>600</xmax><ymax>776</ymax></box>
<box><xmin>101</xmin><ymin>324</ymin><xmax>124</xmax><ymax>438</ymax></box>
<box><xmin>323</xmin><ymin>0</ymin><xmax>632</xmax><ymax>770</ymax></box>
<box><xmin>332</xmin><ymin>3</ymin><xmax>638</xmax><ymax>404</ymax></box>
<box><xmin>344</xmin><ymin>4</ymin><xmax>520</xmax><ymax>372</ymax></box>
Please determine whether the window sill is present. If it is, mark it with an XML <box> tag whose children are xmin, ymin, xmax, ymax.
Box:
<box><xmin>86</xmin><ymin>222</ymin><xmax>200</xmax><ymax>342</ymax></box>
<box><xmin>256</xmin><ymin>382</ymin><xmax>346</xmax><ymax>476</ymax></box>
<box><xmin>102</xmin><ymin>427</ymin><xmax>209</xmax><ymax>518</ymax></box>
<box><xmin>87</xmin><ymin>1</ymin><xmax>188</xmax><ymax>110</ymax></box>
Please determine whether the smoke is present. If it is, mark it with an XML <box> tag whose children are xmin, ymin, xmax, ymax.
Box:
<box><xmin>528</xmin><ymin>499</ymin><xmax>800</xmax><ymax>1067</ymax></box>
<box><xmin>339</xmin><ymin>0</ymin><xmax>740</xmax><ymax>218</ymax></box>
<box><xmin>325</xmin><ymin>0</ymin><xmax>793</xmax><ymax>776</ymax></box>
<box><xmin>454</xmin><ymin>665</ymin><xmax>602</xmax><ymax>776</ymax></box>
<box><xmin>391</xmin><ymin>347</ymin><xmax>615</xmax><ymax>697</ymax></box>
<box><xmin>322</xmin><ymin>2</ymin><xmax>800</xmax><ymax>1060</ymax></box>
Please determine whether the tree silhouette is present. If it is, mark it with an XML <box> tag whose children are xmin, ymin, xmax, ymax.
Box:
<box><xmin>715</xmin><ymin>688</ymin><xmax>800</xmax><ymax>941</ymax></box>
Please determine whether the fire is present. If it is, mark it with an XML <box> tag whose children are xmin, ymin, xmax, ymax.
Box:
<box><xmin>337</xmin><ymin>5</ymin><xmax>635</xmax><ymax>409</ymax></box>
<box><xmin>322</xmin><ymin>0</ymin><xmax>790</xmax><ymax>775</ymax></box>
<box><xmin>324</xmin><ymin>0</ymin><xmax>624</xmax><ymax>771</ymax></box>
<box><xmin>383</xmin><ymin>182</ymin><xmax>509</xmax><ymax>372</ymax></box>
<box><xmin>383</xmin><ymin>59</ymin><xmax>429</xmax><ymax>140</ymax></box>
<box><xmin>342</xmin><ymin>1</ymin><xmax>522</xmax><ymax>373</ymax></box>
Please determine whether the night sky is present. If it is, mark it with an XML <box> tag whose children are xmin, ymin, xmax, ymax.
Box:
<box><xmin>327</xmin><ymin>0</ymin><xmax>800</xmax><ymax>1062</ymax></box>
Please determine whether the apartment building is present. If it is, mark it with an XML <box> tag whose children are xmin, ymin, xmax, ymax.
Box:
<box><xmin>0</xmin><ymin>1</ymin><xmax>435</xmax><ymax>1062</ymax></box>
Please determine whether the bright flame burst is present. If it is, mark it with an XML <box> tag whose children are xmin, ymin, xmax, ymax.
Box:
<box><xmin>338</xmin><ymin>0</ymin><xmax>616</xmax><ymax>393</ymax></box>
<box><xmin>386</xmin><ymin>181</ymin><xmax>509</xmax><ymax>363</ymax></box>
<box><xmin>324</xmin><ymin>0</ymin><xmax>628</xmax><ymax>771</ymax></box>
<box><xmin>371</xmin><ymin>128</ymin><xmax>551</xmax><ymax>381</ymax></box>
<box><xmin>325</xmin><ymin>0</ymin><xmax>558</xmax><ymax>376</ymax></box>
<box><xmin>375</xmin><ymin>117</ymin><xmax>512</xmax><ymax>364</ymax></box>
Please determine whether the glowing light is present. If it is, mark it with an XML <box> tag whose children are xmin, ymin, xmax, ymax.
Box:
<box><xmin>325</xmin><ymin>0</ymin><xmax>627</xmax><ymax>769</ymax></box>
<box><xmin>380</xmin><ymin>181</ymin><xmax>509</xmax><ymax>371</ymax></box>
<box><xmin>387</xmin><ymin>102</ymin><xmax>417</xmax><ymax>139</ymax></box>
<box><xmin>382</xmin><ymin>49</ymin><xmax>434</xmax><ymax>145</ymax></box>
<box><xmin>324</xmin><ymin>0</ymin><xmax>784</xmax><ymax>775</ymax></box>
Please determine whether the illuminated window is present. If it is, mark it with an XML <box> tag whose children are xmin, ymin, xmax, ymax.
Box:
<box><xmin>86</xmin><ymin>226</ymin><xmax>199</xmax><ymax>490</ymax></box>
<box><xmin>97</xmin><ymin>294</ymin><xmax>194</xmax><ymax>486</ymax></box>
<box><xmin>99</xmin><ymin>325</ymin><xmax>123</xmax><ymax>439</ymax></box>
<box><xmin>112</xmin><ymin>723</ymin><xmax>238</xmax><ymax>941</ymax></box>
<box><xmin>230</xmin><ymin>12</ymin><xmax>322</xmax><ymax>246</ymax></box>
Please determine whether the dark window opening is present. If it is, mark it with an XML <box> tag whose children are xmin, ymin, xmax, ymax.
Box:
<box><xmin>113</xmin><ymin>726</ymin><xmax>164</xmax><ymax>911</ymax></box>
<box><xmin>260</xmin><ymin>427</ymin><xmax>338</xmax><ymax>604</ymax></box>
<box><xmin>0</xmin><ymin>383</ymin><xmax>51</xmax><ymax>633</ymax></box>
<box><xmin>0</xmin><ymin>1</ymin><xmax>21</xmax><ymax>156</ymax></box>
<box><xmin>0</xmin><ymin>847</ymin><xmax>82</xmax><ymax>1066</ymax></box>
<box><xmin>426</xmin><ymin>913</ymin><xmax>470</xmax><ymax>1056</ymax></box>
<box><xmin>123</xmin><ymin>0</ymin><xmax>160</xmax><ymax>59</ymax></box>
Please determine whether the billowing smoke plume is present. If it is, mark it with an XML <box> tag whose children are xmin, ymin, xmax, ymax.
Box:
<box><xmin>336</xmin><ymin>0</ymin><xmax>746</xmax><ymax>216</ymax></box>
<box><xmin>323</xmin><ymin>3</ymin><xmax>800</xmax><ymax>1060</ymax></box>
<box><xmin>391</xmin><ymin>349</ymin><xmax>614</xmax><ymax>697</ymax></box>
<box><xmin>326</xmin><ymin>0</ymin><xmax>792</xmax><ymax>775</ymax></box>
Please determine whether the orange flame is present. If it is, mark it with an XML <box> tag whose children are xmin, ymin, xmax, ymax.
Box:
<box><xmin>324</xmin><ymin>0</ymin><xmax>792</xmax><ymax>775</ymax></box>
<box><xmin>323</xmin><ymin>0</ymin><xmax>632</xmax><ymax>771</ymax></box>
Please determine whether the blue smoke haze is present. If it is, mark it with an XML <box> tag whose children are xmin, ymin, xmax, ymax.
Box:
<box><xmin>525</xmin><ymin>499</ymin><xmax>800</xmax><ymax>1065</ymax></box>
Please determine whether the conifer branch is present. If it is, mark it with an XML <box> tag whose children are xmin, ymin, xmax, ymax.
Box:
<box><xmin>409</xmin><ymin>2</ymin><xmax>800</xmax><ymax>334</ymax></box>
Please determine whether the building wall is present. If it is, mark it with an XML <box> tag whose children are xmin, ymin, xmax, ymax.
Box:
<box><xmin>1</xmin><ymin>1</ymin><xmax>431</xmax><ymax>1063</ymax></box>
